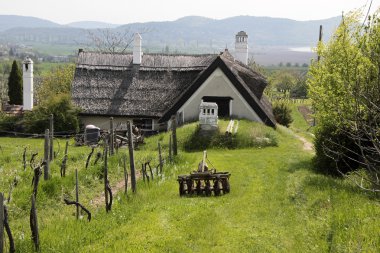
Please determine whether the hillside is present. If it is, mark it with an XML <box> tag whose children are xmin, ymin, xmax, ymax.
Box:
<box><xmin>0</xmin><ymin>15</ymin><xmax>340</xmax><ymax>49</ymax></box>
<box><xmin>67</xmin><ymin>21</ymin><xmax>120</xmax><ymax>29</ymax></box>
<box><xmin>0</xmin><ymin>116</ymin><xmax>379</xmax><ymax>252</ymax></box>
<box><xmin>0</xmin><ymin>15</ymin><xmax>61</xmax><ymax>32</ymax></box>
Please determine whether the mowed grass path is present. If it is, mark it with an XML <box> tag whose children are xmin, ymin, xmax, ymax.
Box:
<box><xmin>0</xmin><ymin>123</ymin><xmax>379</xmax><ymax>252</ymax></box>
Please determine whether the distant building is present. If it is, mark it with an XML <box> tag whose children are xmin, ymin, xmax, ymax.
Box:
<box><xmin>234</xmin><ymin>31</ymin><xmax>248</xmax><ymax>65</ymax></box>
<box><xmin>71</xmin><ymin>32</ymin><xmax>275</xmax><ymax>131</ymax></box>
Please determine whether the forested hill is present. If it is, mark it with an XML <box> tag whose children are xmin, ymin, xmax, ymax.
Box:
<box><xmin>0</xmin><ymin>15</ymin><xmax>340</xmax><ymax>49</ymax></box>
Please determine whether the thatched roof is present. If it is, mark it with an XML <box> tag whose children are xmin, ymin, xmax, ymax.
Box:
<box><xmin>72</xmin><ymin>50</ymin><xmax>275</xmax><ymax>126</ymax></box>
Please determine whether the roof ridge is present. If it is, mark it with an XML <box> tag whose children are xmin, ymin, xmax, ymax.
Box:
<box><xmin>79</xmin><ymin>50</ymin><xmax>217</xmax><ymax>57</ymax></box>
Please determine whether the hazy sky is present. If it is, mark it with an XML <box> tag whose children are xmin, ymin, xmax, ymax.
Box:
<box><xmin>0</xmin><ymin>0</ymin><xmax>379</xmax><ymax>24</ymax></box>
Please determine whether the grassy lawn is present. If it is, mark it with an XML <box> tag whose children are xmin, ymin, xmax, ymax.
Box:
<box><xmin>0</xmin><ymin>119</ymin><xmax>379</xmax><ymax>252</ymax></box>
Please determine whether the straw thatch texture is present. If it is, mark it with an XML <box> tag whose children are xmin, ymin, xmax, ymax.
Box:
<box><xmin>72</xmin><ymin>50</ymin><xmax>275</xmax><ymax>126</ymax></box>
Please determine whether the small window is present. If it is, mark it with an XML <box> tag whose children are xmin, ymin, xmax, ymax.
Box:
<box><xmin>211</xmin><ymin>109</ymin><xmax>214</xmax><ymax>115</ymax></box>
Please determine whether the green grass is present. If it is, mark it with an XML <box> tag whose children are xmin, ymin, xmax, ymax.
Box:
<box><xmin>34</xmin><ymin>62</ymin><xmax>71</xmax><ymax>75</ymax></box>
<box><xmin>0</xmin><ymin>119</ymin><xmax>379</xmax><ymax>252</ymax></box>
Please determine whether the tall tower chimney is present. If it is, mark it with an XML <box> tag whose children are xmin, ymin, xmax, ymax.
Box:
<box><xmin>133</xmin><ymin>33</ymin><xmax>142</xmax><ymax>65</ymax></box>
<box><xmin>22</xmin><ymin>57</ymin><xmax>33</xmax><ymax>110</ymax></box>
<box><xmin>235</xmin><ymin>31</ymin><xmax>248</xmax><ymax>65</ymax></box>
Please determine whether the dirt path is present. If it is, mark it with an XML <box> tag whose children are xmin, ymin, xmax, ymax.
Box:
<box><xmin>296</xmin><ymin>135</ymin><xmax>314</xmax><ymax>151</ymax></box>
<box><xmin>90</xmin><ymin>170</ymin><xmax>141</xmax><ymax>207</ymax></box>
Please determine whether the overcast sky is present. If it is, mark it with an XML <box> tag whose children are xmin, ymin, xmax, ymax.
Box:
<box><xmin>0</xmin><ymin>0</ymin><xmax>379</xmax><ymax>24</ymax></box>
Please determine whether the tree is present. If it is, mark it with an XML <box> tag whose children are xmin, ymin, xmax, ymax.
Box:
<box><xmin>86</xmin><ymin>27</ymin><xmax>148</xmax><ymax>53</ymax></box>
<box><xmin>36</xmin><ymin>64</ymin><xmax>75</xmax><ymax>104</ymax></box>
<box><xmin>290</xmin><ymin>73</ymin><xmax>308</xmax><ymax>98</ymax></box>
<box><xmin>269</xmin><ymin>70</ymin><xmax>296</xmax><ymax>94</ymax></box>
<box><xmin>7</xmin><ymin>60</ymin><xmax>22</xmax><ymax>105</ymax></box>
<box><xmin>308</xmin><ymin>9</ymin><xmax>380</xmax><ymax>192</ymax></box>
<box><xmin>272</xmin><ymin>101</ymin><xmax>293</xmax><ymax>127</ymax></box>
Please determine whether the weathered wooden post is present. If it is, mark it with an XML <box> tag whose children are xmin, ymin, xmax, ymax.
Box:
<box><xmin>30</xmin><ymin>194</ymin><xmax>39</xmax><ymax>251</ymax></box>
<box><xmin>61</xmin><ymin>140</ymin><xmax>69</xmax><ymax>177</ymax></box>
<box><xmin>75</xmin><ymin>169</ymin><xmax>79</xmax><ymax>220</ymax></box>
<box><xmin>313</xmin><ymin>25</ymin><xmax>323</xmax><ymax>127</ymax></box>
<box><xmin>123</xmin><ymin>155</ymin><xmax>128</xmax><ymax>196</ymax></box>
<box><xmin>158</xmin><ymin>142</ymin><xmax>163</xmax><ymax>174</ymax></box>
<box><xmin>104</xmin><ymin>146</ymin><xmax>109</xmax><ymax>212</ymax></box>
<box><xmin>169</xmin><ymin>135</ymin><xmax>172</xmax><ymax>163</ymax></box>
<box><xmin>127</xmin><ymin>121</ymin><xmax>136</xmax><ymax>193</ymax></box>
<box><xmin>23</xmin><ymin>147</ymin><xmax>27</xmax><ymax>171</ymax></box>
<box><xmin>110</xmin><ymin>117</ymin><xmax>114</xmax><ymax>155</ymax></box>
<box><xmin>171</xmin><ymin>115</ymin><xmax>178</xmax><ymax>156</ymax></box>
<box><xmin>0</xmin><ymin>192</ymin><xmax>4</xmax><ymax>253</ymax></box>
<box><xmin>44</xmin><ymin>129</ymin><xmax>50</xmax><ymax>180</ymax></box>
<box><xmin>317</xmin><ymin>25</ymin><xmax>323</xmax><ymax>62</ymax></box>
<box><xmin>49</xmin><ymin>114</ymin><xmax>54</xmax><ymax>160</ymax></box>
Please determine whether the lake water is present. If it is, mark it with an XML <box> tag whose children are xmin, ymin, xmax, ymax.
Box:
<box><xmin>289</xmin><ymin>47</ymin><xmax>314</xmax><ymax>52</ymax></box>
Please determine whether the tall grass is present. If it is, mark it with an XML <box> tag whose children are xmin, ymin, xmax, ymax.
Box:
<box><xmin>0</xmin><ymin>120</ymin><xmax>379</xmax><ymax>252</ymax></box>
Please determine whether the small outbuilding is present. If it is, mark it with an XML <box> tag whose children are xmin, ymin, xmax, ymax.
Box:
<box><xmin>199</xmin><ymin>102</ymin><xmax>218</xmax><ymax>130</ymax></box>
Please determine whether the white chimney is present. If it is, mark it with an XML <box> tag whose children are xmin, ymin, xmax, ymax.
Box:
<box><xmin>133</xmin><ymin>33</ymin><xmax>142</xmax><ymax>64</ymax></box>
<box><xmin>234</xmin><ymin>31</ymin><xmax>248</xmax><ymax>65</ymax></box>
<box><xmin>22</xmin><ymin>57</ymin><xmax>33</xmax><ymax>110</ymax></box>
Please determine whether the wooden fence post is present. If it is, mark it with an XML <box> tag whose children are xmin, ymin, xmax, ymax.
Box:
<box><xmin>61</xmin><ymin>140</ymin><xmax>69</xmax><ymax>177</ymax></box>
<box><xmin>23</xmin><ymin>147</ymin><xmax>27</xmax><ymax>171</ymax></box>
<box><xmin>127</xmin><ymin>121</ymin><xmax>136</xmax><ymax>193</ymax></box>
<box><xmin>104</xmin><ymin>146</ymin><xmax>109</xmax><ymax>212</ymax></box>
<box><xmin>169</xmin><ymin>135</ymin><xmax>172</xmax><ymax>163</ymax></box>
<box><xmin>75</xmin><ymin>169</ymin><xmax>79</xmax><ymax>220</ymax></box>
<box><xmin>30</xmin><ymin>194</ymin><xmax>39</xmax><ymax>251</ymax></box>
<box><xmin>123</xmin><ymin>155</ymin><xmax>128</xmax><ymax>196</ymax></box>
<box><xmin>0</xmin><ymin>192</ymin><xmax>4</xmax><ymax>253</ymax></box>
<box><xmin>171</xmin><ymin>115</ymin><xmax>178</xmax><ymax>156</ymax></box>
<box><xmin>158</xmin><ymin>142</ymin><xmax>163</xmax><ymax>174</ymax></box>
<box><xmin>49</xmin><ymin>114</ymin><xmax>54</xmax><ymax>161</ymax></box>
<box><xmin>110</xmin><ymin>117</ymin><xmax>114</xmax><ymax>155</ymax></box>
<box><xmin>44</xmin><ymin>129</ymin><xmax>50</xmax><ymax>180</ymax></box>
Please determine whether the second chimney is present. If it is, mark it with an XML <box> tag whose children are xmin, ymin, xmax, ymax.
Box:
<box><xmin>133</xmin><ymin>33</ymin><xmax>142</xmax><ymax>65</ymax></box>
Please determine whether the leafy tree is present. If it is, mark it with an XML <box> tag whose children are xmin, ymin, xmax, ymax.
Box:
<box><xmin>308</xmin><ymin>10</ymin><xmax>380</xmax><ymax>191</ymax></box>
<box><xmin>270</xmin><ymin>70</ymin><xmax>296</xmax><ymax>94</ymax></box>
<box><xmin>1</xmin><ymin>63</ymin><xmax>81</xmax><ymax>134</ymax></box>
<box><xmin>36</xmin><ymin>64</ymin><xmax>75</xmax><ymax>104</ymax></box>
<box><xmin>7</xmin><ymin>60</ymin><xmax>22</xmax><ymax>105</ymax></box>
<box><xmin>290</xmin><ymin>73</ymin><xmax>308</xmax><ymax>98</ymax></box>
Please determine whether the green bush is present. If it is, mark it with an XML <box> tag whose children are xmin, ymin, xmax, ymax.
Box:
<box><xmin>22</xmin><ymin>94</ymin><xmax>80</xmax><ymax>134</ymax></box>
<box><xmin>272</xmin><ymin>102</ymin><xmax>293</xmax><ymax>127</ymax></box>
<box><xmin>183</xmin><ymin>121</ymin><xmax>278</xmax><ymax>151</ymax></box>
<box><xmin>0</xmin><ymin>112</ymin><xmax>22</xmax><ymax>133</ymax></box>
<box><xmin>313</xmin><ymin>123</ymin><xmax>360</xmax><ymax>176</ymax></box>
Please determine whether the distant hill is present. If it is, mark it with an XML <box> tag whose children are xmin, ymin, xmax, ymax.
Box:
<box><xmin>0</xmin><ymin>15</ymin><xmax>61</xmax><ymax>32</ymax></box>
<box><xmin>0</xmin><ymin>14</ymin><xmax>341</xmax><ymax>64</ymax></box>
<box><xmin>118</xmin><ymin>15</ymin><xmax>340</xmax><ymax>48</ymax></box>
<box><xmin>67</xmin><ymin>21</ymin><xmax>120</xmax><ymax>29</ymax></box>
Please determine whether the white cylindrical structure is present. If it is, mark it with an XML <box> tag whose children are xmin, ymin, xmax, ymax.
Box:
<box><xmin>133</xmin><ymin>33</ymin><xmax>142</xmax><ymax>65</ymax></box>
<box><xmin>22</xmin><ymin>57</ymin><xmax>33</xmax><ymax>110</ymax></box>
<box><xmin>235</xmin><ymin>31</ymin><xmax>248</xmax><ymax>65</ymax></box>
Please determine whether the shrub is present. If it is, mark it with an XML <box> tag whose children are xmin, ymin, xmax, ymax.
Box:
<box><xmin>183</xmin><ymin>120</ymin><xmax>278</xmax><ymax>151</ymax></box>
<box><xmin>0</xmin><ymin>112</ymin><xmax>22</xmax><ymax>133</ymax></box>
<box><xmin>313</xmin><ymin>123</ymin><xmax>360</xmax><ymax>176</ymax></box>
<box><xmin>272</xmin><ymin>102</ymin><xmax>293</xmax><ymax>127</ymax></box>
<box><xmin>22</xmin><ymin>94</ymin><xmax>80</xmax><ymax>134</ymax></box>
